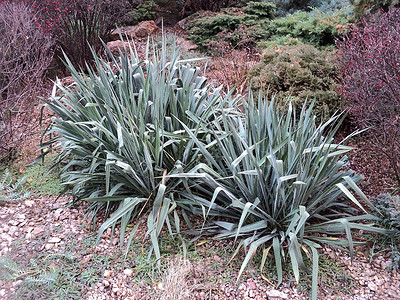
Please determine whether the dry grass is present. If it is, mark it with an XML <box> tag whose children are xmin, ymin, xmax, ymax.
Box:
<box><xmin>156</xmin><ymin>256</ymin><xmax>193</xmax><ymax>300</ymax></box>
<box><xmin>205</xmin><ymin>49</ymin><xmax>261</xmax><ymax>94</ymax></box>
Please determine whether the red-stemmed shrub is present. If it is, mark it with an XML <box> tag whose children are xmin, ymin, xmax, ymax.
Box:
<box><xmin>27</xmin><ymin>0</ymin><xmax>129</xmax><ymax>72</ymax></box>
<box><xmin>0</xmin><ymin>1</ymin><xmax>54</xmax><ymax>162</ymax></box>
<box><xmin>336</xmin><ymin>8</ymin><xmax>400</xmax><ymax>185</ymax></box>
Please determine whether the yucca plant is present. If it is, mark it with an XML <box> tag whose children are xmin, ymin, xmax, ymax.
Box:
<box><xmin>0</xmin><ymin>169</ymin><xmax>30</xmax><ymax>204</ymax></box>
<box><xmin>40</xmin><ymin>35</ymin><xmax>235</xmax><ymax>262</ymax></box>
<box><xmin>175</xmin><ymin>95</ymin><xmax>385</xmax><ymax>299</ymax></box>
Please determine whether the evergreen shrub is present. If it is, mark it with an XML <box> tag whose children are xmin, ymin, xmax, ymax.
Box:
<box><xmin>264</xmin><ymin>8</ymin><xmax>352</xmax><ymax>49</ymax></box>
<box><xmin>350</xmin><ymin>0</ymin><xmax>400</xmax><ymax>18</ymax></box>
<box><xmin>248</xmin><ymin>44</ymin><xmax>343</xmax><ymax>120</ymax></box>
<box><xmin>123</xmin><ymin>0</ymin><xmax>158</xmax><ymax>26</ymax></box>
<box><xmin>186</xmin><ymin>2</ymin><xmax>275</xmax><ymax>53</ymax></box>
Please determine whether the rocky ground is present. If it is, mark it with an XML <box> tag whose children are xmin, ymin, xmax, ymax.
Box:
<box><xmin>0</xmin><ymin>193</ymin><xmax>399</xmax><ymax>299</ymax></box>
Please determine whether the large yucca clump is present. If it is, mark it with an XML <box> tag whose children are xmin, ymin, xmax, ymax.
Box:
<box><xmin>42</xmin><ymin>35</ymin><xmax>383</xmax><ymax>298</ymax></box>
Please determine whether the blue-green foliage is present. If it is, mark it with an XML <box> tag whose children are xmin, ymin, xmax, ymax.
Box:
<box><xmin>264</xmin><ymin>8</ymin><xmax>352</xmax><ymax>49</ymax></box>
<box><xmin>309</xmin><ymin>0</ymin><xmax>352</xmax><ymax>12</ymax></box>
<box><xmin>372</xmin><ymin>193</ymin><xmax>400</xmax><ymax>270</ymax></box>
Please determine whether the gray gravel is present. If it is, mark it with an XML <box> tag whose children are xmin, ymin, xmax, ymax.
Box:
<box><xmin>0</xmin><ymin>196</ymin><xmax>399</xmax><ymax>299</ymax></box>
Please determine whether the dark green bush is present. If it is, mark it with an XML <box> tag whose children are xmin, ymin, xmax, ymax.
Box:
<box><xmin>242</xmin><ymin>1</ymin><xmax>276</xmax><ymax>18</ymax></box>
<box><xmin>123</xmin><ymin>0</ymin><xmax>158</xmax><ymax>26</ymax></box>
<box><xmin>186</xmin><ymin>2</ymin><xmax>275</xmax><ymax>53</ymax></box>
<box><xmin>268</xmin><ymin>0</ymin><xmax>352</xmax><ymax>16</ymax></box>
<box><xmin>268</xmin><ymin>0</ymin><xmax>312</xmax><ymax>16</ymax></box>
<box><xmin>309</xmin><ymin>0</ymin><xmax>352</xmax><ymax>12</ymax></box>
<box><xmin>186</xmin><ymin>4</ymin><xmax>351</xmax><ymax>54</ymax></box>
<box><xmin>371</xmin><ymin>193</ymin><xmax>400</xmax><ymax>270</ymax></box>
<box><xmin>248</xmin><ymin>44</ymin><xmax>343</xmax><ymax>120</ymax></box>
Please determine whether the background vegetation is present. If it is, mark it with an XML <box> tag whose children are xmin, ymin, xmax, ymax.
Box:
<box><xmin>0</xmin><ymin>0</ymin><xmax>399</xmax><ymax>298</ymax></box>
<box><xmin>248</xmin><ymin>44</ymin><xmax>342</xmax><ymax>119</ymax></box>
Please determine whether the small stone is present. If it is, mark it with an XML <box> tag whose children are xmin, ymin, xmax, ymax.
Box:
<box><xmin>368</xmin><ymin>282</ymin><xmax>377</xmax><ymax>291</ymax></box>
<box><xmin>366</xmin><ymin>270</ymin><xmax>375</xmax><ymax>277</ymax></box>
<box><xmin>45</xmin><ymin>243</ymin><xmax>54</xmax><ymax>250</ymax></box>
<box><xmin>9</xmin><ymin>220</ymin><xmax>19</xmax><ymax>226</ymax></box>
<box><xmin>24</xmin><ymin>200</ymin><xmax>35</xmax><ymax>207</ymax></box>
<box><xmin>381</xmin><ymin>261</ymin><xmax>387</xmax><ymax>269</ymax></box>
<box><xmin>103</xmin><ymin>270</ymin><xmax>113</xmax><ymax>277</ymax></box>
<box><xmin>248</xmin><ymin>280</ymin><xmax>257</xmax><ymax>290</ymax></box>
<box><xmin>266</xmin><ymin>289</ymin><xmax>288</xmax><ymax>299</ymax></box>
<box><xmin>102</xmin><ymin>279</ymin><xmax>110</xmax><ymax>287</ymax></box>
<box><xmin>124</xmin><ymin>268</ymin><xmax>133</xmax><ymax>276</ymax></box>
<box><xmin>16</xmin><ymin>214</ymin><xmax>25</xmax><ymax>221</ymax></box>
<box><xmin>213</xmin><ymin>255</ymin><xmax>222</xmax><ymax>262</ymax></box>
<box><xmin>12</xmin><ymin>280</ymin><xmax>22</xmax><ymax>288</ymax></box>
<box><xmin>1</xmin><ymin>233</ymin><xmax>12</xmax><ymax>242</ymax></box>
<box><xmin>48</xmin><ymin>237</ymin><xmax>61</xmax><ymax>243</ymax></box>
<box><xmin>32</xmin><ymin>227</ymin><xmax>44</xmax><ymax>235</ymax></box>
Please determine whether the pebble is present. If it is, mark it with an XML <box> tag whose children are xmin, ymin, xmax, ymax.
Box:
<box><xmin>368</xmin><ymin>282</ymin><xmax>377</xmax><ymax>291</ymax></box>
<box><xmin>24</xmin><ymin>200</ymin><xmax>35</xmax><ymax>207</ymax></box>
<box><xmin>32</xmin><ymin>226</ymin><xmax>44</xmax><ymax>235</ymax></box>
<box><xmin>248</xmin><ymin>280</ymin><xmax>257</xmax><ymax>290</ymax></box>
<box><xmin>1</xmin><ymin>233</ymin><xmax>12</xmax><ymax>243</ymax></box>
<box><xmin>123</xmin><ymin>269</ymin><xmax>133</xmax><ymax>276</ymax></box>
<box><xmin>45</xmin><ymin>243</ymin><xmax>54</xmax><ymax>250</ymax></box>
<box><xmin>213</xmin><ymin>255</ymin><xmax>222</xmax><ymax>262</ymax></box>
<box><xmin>48</xmin><ymin>237</ymin><xmax>61</xmax><ymax>243</ymax></box>
<box><xmin>266</xmin><ymin>289</ymin><xmax>289</xmax><ymax>299</ymax></box>
<box><xmin>102</xmin><ymin>279</ymin><xmax>110</xmax><ymax>287</ymax></box>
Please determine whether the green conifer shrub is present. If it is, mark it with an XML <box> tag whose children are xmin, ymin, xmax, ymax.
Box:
<box><xmin>248</xmin><ymin>44</ymin><xmax>343</xmax><ymax>120</ymax></box>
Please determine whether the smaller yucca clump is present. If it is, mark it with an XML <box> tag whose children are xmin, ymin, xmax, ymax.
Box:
<box><xmin>0</xmin><ymin>169</ymin><xmax>30</xmax><ymax>205</ymax></box>
<box><xmin>371</xmin><ymin>193</ymin><xmax>400</xmax><ymax>270</ymax></box>
<box><xmin>175</xmin><ymin>96</ymin><xmax>384</xmax><ymax>300</ymax></box>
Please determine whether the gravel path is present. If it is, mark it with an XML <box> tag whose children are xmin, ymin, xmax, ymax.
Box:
<box><xmin>0</xmin><ymin>195</ymin><xmax>399</xmax><ymax>299</ymax></box>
